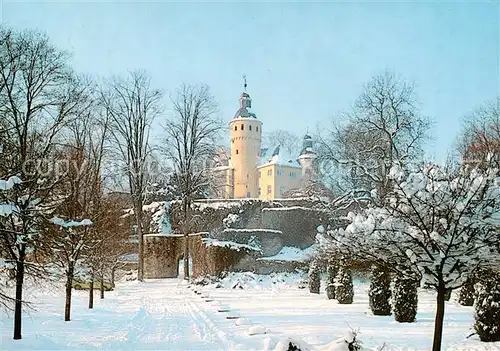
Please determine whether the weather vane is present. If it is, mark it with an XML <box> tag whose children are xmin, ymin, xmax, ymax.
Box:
<box><xmin>243</xmin><ymin>74</ymin><xmax>247</xmax><ymax>91</ymax></box>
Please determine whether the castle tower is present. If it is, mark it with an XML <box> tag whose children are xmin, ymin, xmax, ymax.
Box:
<box><xmin>297</xmin><ymin>133</ymin><xmax>317</xmax><ymax>184</ymax></box>
<box><xmin>229</xmin><ymin>79</ymin><xmax>262</xmax><ymax>198</ymax></box>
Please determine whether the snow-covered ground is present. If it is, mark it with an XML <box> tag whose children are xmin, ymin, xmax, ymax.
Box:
<box><xmin>1</xmin><ymin>272</ymin><xmax>498</xmax><ymax>350</ymax></box>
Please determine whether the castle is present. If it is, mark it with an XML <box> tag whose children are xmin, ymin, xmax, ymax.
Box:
<box><xmin>211</xmin><ymin>83</ymin><xmax>317</xmax><ymax>200</ymax></box>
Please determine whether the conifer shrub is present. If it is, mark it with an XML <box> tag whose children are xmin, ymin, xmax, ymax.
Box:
<box><xmin>308</xmin><ymin>261</ymin><xmax>320</xmax><ymax>294</ymax></box>
<box><xmin>368</xmin><ymin>265</ymin><xmax>391</xmax><ymax>315</ymax></box>
<box><xmin>458</xmin><ymin>275</ymin><xmax>475</xmax><ymax>306</ymax></box>
<box><xmin>326</xmin><ymin>263</ymin><xmax>337</xmax><ymax>300</ymax></box>
<box><xmin>392</xmin><ymin>274</ymin><xmax>418</xmax><ymax>322</ymax></box>
<box><xmin>335</xmin><ymin>263</ymin><xmax>354</xmax><ymax>304</ymax></box>
<box><xmin>474</xmin><ymin>270</ymin><xmax>500</xmax><ymax>342</ymax></box>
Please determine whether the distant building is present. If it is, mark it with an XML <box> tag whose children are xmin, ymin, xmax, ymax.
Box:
<box><xmin>210</xmin><ymin>83</ymin><xmax>317</xmax><ymax>200</ymax></box>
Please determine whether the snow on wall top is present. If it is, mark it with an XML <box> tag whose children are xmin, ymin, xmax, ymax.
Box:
<box><xmin>202</xmin><ymin>238</ymin><xmax>261</xmax><ymax>252</ymax></box>
<box><xmin>262</xmin><ymin>206</ymin><xmax>317</xmax><ymax>212</ymax></box>
<box><xmin>222</xmin><ymin>228</ymin><xmax>283</xmax><ymax>234</ymax></box>
<box><xmin>258</xmin><ymin>245</ymin><xmax>317</xmax><ymax>262</ymax></box>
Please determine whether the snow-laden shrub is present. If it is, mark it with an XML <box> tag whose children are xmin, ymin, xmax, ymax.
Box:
<box><xmin>474</xmin><ymin>270</ymin><xmax>500</xmax><ymax>342</ymax></box>
<box><xmin>328</xmin><ymin>329</ymin><xmax>362</xmax><ymax>351</ymax></box>
<box><xmin>392</xmin><ymin>274</ymin><xmax>418</xmax><ymax>323</ymax></box>
<box><xmin>458</xmin><ymin>275</ymin><xmax>475</xmax><ymax>306</ymax></box>
<box><xmin>326</xmin><ymin>263</ymin><xmax>337</xmax><ymax>300</ymax></box>
<box><xmin>308</xmin><ymin>261</ymin><xmax>320</xmax><ymax>294</ymax></box>
<box><xmin>334</xmin><ymin>264</ymin><xmax>353</xmax><ymax>304</ymax></box>
<box><xmin>368</xmin><ymin>265</ymin><xmax>391</xmax><ymax>315</ymax></box>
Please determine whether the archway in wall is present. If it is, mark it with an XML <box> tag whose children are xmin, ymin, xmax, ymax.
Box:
<box><xmin>177</xmin><ymin>254</ymin><xmax>193</xmax><ymax>279</ymax></box>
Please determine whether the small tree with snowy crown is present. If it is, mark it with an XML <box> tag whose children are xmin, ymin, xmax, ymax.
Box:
<box><xmin>317</xmin><ymin>163</ymin><xmax>500</xmax><ymax>351</ymax></box>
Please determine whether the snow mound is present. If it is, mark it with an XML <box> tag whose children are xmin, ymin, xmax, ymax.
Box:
<box><xmin>273</xmin><ymin>337</ymin><xmax>314</xmax><ymax>351</ymax></box>
<box><xmin>216</xmin><ymin>304</ymin><xmax>230</xmax><ymax>312</ymax></box>
<box><xmin>248</xmin><ymin>324</ymin><xmax>267</xmax><ymax>335</ymax></box>
<box><xmin>235</xmin><ymin>317</ymin><xmax>252</xmax><ymax>326</ymax></box>
<box><xmin>226</xmin><ymin>310</ymin><xmax>240</xmax><ymax>319</ymax></box>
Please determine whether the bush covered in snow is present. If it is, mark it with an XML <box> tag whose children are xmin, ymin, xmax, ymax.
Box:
<box><xmin>308</xmin><ymin>261</ymin><xmax>320</xmax><ymax>294</ymax></box>
<box><xmin>392</xmin><ymin>274</ymin><xmax>418</xmax><ymax>323</ymax></box>
<box><xmin>458</xmin><ymin>275</ymin><xmax>475</xmax><ymax>307</ymax></box>
<box><xmin>474</xmin><ymin>269</ymin><xmax>500</xmax><ymax>342</ymax></box>
<box><xmin>326</xmin><ymin>263</ymin><xmax>338</xmax><ymax>300</ymax></box>
<box><xmin>334</xmin><ymin>263</ymin><xmax>354</xmax><ymax>304</ymax></box>
<box><xmin>368</xmin><ymin>265</ymin><xmax>391</xmax><ymax>316</ymax></box>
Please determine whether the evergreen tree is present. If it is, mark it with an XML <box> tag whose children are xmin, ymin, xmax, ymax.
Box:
<box><xmin>474</xmin><ymin>270</ymin><xmax>500</xmax><ymax>342</ymax></box>
<box><xmin>334</xmin><ymin>262</ymin><xmax>354</xmax><ymax>304</ymax></box>
<box><xmin>392</xmin><ymin>274</ymin><xmax>419</xmax><ymax>323</ymax></box>
<box><xmin>368</xmin><ymin>264</ymin><xmax>391</xmax><ymax>315</ymax></box>
<box><xmin>458</xmin><ymin>275</ymin><xmax>475</xmax><ymax>306</ymax></box>
<box><xmin>326</xmin><ymin>262</ymin><xmax>337</xmax><ymax>300</ymax></box>
<box><xmin>308</xmin><ymin>261</ymin><xmax>320</xmax><ymax>294</ymax></box>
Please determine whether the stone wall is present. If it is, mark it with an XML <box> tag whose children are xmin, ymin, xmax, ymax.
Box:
<box><xmin>261</xmin><ymin>207</ymin><xmax>327</xmax><ymax>249</ymax></box>
<box><xmin>143</xmin><ymin>234</ymin><xmax>184</xmax><ymax>279</ymax></box>
<box><xmin>143</xmin><ymin>232</ymin><xmax>255</xmax><ymax>279</ymax></box>
<box><xmin>170</xmin><ymin>198</ymin><xmax>327</xmax><ymax>249</ymax></box>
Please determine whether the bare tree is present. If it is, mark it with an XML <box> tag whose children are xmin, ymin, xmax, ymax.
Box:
<box><xmin>263</xmin><ymin>129</ymin><xmax>301</xmax><ymax>156</ymax></box>
<box><xmin>317</xmin><ymin>72</ymin><xmax>431</xmax><ymax>200</ymax></box>
<box><xmin>457</xmin><ymin>97</ymin><xmax>500</xmax><ymax>169</ymax></box>
<box><xmin>0</xmin><ymin>27</ymin><xmax>87</xmax><ymax>339</ymax></box>
<box><xmin>49</xmin><ymin>88</ymin><xmax>112</xmax><ymax>321</ymax></box>
<box><xmin>101</xmin><ymin>71</ymin><xmax>163</xmax><ymax>281</ymax></box>
<box><xmin>161</xmin><ymin>84</ymin><xmax>222</xmax><ymax>279</ymax></box>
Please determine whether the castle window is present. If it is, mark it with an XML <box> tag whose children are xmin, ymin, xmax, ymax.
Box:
<box><xmin>267</xmin><ymin>185</ymin><xmax>272</xmax><ymax>194</ymax></box>
<box><xmin>280</xmin><ymin>186</ymin><xmax>285</xmax><ymax>195</ymax></box>
<box><xmin>259</xmin><ymin>171</ymin><xmax>261</xmax><ymax>178</ymax></box>
<box><xmin>236</xmin><ymin>149</ymin><xmax>239</xmax><ymax>155</ymax></box>
<box><xmin>249</xmin><ymin>125</ymin><xmax>252</xmax><ymax>131</ymax></box>
<box><xmin>241</xmin><ymin>124</ymin><xmax>244</xmax><ymax>130</ymax></box>
<box><xmin>256</xmin><ymin>126</ymin><xmax>259</xmax><ymax>132</ymax></box>
<box><xmin>277</xmin><ymin>169</ymin><xmax>283</xmax><ymax>176</ymax></box>
<box><xmin>258</xmin><ymin>187</ymin><xmax>261</xmax><ymax>196</ymax></box>
<box><xmin>290</xmin><ymin>172</ymin><xmax>296</xmax><ymax>178</ymax></box>
<box><xmin>234</xmin><ymin>125</ymin><xmax>237</xmax><ymax>131</ymax></box>
<box><xmin>267</xmin><ymin>169</ymin><xmax>272</xmax><ymax>176</ymax></box>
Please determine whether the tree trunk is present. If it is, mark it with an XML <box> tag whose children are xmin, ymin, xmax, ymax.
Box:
<box><xmin>13</xmin><ymin>259</ymin><xmax>25</xmax><ymax>340</ymax></box>
<box><xmin>111</xmin><ymin>266</ymin><xmax>116</xmax><ymax>288</ymax></box>
<box><xmin>135</xmin><ymin>203</ymin><xmax>144</xmax><ymax>281</ymax></box>
<box><xmin>182</xmin><ymin>198</ymin><xmax>190</xmax><ymax>280</ymax></box>
<box><xmin>65</xmin><ymin>263</ymin><xmax>74</xmax><ymax>321</ymax></box>
<box><xmin>432</xmin><ymin>285</ymin><xmax>446</xmax><ymax>351</ymax></box>
<box><xmin>88</xmin><ymin>275</ymin><xmax>94</xmax><ymax>309</ymax></box>
<box><xmin>183</xmin><ymin>234</ymin><xmax>190</xmax><ymax>279</ymax></box>
<box><xmin>100</xmin><ymin>275</ymin><xmax>105</xmax><ymax>299</ymax></box>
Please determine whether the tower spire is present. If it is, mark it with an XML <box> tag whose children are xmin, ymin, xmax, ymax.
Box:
<box><xmin>243</xmin><ymin>74</ymin><xmax>247</xmax><ymax>92</ymax></box>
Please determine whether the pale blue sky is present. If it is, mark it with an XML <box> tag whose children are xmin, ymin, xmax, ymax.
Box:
<box><xmin>1</xmin><ymin>1</ymin><xmax>499</xmax><ymax>161</ymax></box>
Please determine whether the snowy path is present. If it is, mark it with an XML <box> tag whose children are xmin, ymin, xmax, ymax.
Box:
<box><xmin>0</xmin><ymin>279</ymin><xmax>240</xmax><ymax>350</ymax></box>
<box><xmin>2</xmin><ymin>274</ymin><xmax>499</xmax><ymax>350</ymax></box>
